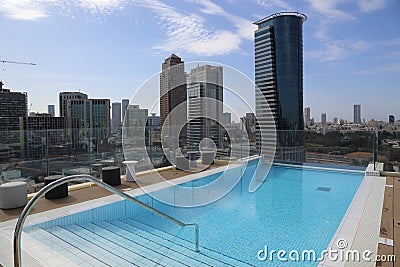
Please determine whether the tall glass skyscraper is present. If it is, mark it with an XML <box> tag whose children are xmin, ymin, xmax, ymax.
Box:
<box><xmin>254</xmin><ymin>12</ymin><xmax>306</xmax><ymax>163</ymax></box>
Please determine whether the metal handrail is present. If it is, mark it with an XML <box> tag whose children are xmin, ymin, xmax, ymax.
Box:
<box><xmin>13</xmin><ymin>174</ymin><xmax>200</xmax><ymax>267</ymax></box>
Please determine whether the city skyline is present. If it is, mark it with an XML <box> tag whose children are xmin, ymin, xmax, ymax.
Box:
<box><xmin>0</xmin><ymin>1</ymin><xmax>399</xmax><ymax>121</ymax></box>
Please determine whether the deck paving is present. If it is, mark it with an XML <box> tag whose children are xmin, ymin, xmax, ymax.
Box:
<box><xmin>0</xmin><ymin>161</ymin><xmax>228</xmax><ymax>223</ymax></box>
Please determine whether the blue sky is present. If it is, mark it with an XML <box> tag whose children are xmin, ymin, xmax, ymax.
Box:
<box><xmin>0</xmin><ymin>0</ymin><xmax>399</xmax><ymax>122</ymax></box>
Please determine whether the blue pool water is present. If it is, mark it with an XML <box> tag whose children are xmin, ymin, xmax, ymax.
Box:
<box><xmin>27</xmin><ymin>162</ymin><xmax>364</xmax><ymax>266</ymax></box>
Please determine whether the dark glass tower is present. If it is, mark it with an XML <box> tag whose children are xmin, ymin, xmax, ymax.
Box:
<box><xmin>254</xmin><ymin>12</ymin><xmax>306</xmax><ymax>163</ymax></box>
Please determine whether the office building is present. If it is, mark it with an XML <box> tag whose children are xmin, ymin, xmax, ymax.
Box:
<box><xmin>160</xmin><ymin>54</ymin><xmax>187</xmax><ymax>147</ymax></box>
<box><xmin>122</xmin><ymin>99</ymin><xmax>129</xmax><ymax>122</ymax></box>
<box><xmin>354</xmin><ymin>104</ymin><xmax>361</xmax><ymax>124</ymax></box>
<box><xmin>321</xmin><ymin>113</ymin><xmax>327</xmax><ymax>125</ymax></box>
<box><xmin>187</xmin><ymin>65</ymin><xmax>223</xmax><ymax>149</ymax></box>
<box><xmin>304</xmin><ymin>107</ymin><xmax>311</xmax><ymax>126</ymax></box>
<box><xmin>241</xmin><ymin>113</ymin><xmax>257</xmax><ymax>134</ymax></box>
<box><xmin>48</xmin><ymin>105</ymin><xmax>55</xmax><ymax>117</ymax></box>
<box><xmin>0</xmin><ymin>81</ymin><xmax>28</xmax><ymax>143</ymax></box>
<box><xmin>222</xmin><ymin>113</ymin><xmax>231</xmax><ymax>125</ymax></box>
<box><xmin>19</xmin><ymin>115</ymin><xmax>76</xmax><ymax>159</ymax></box>
<box><xmin>112</xmin><ymin>102</ymin><xmax>122</xmax><ymax>130</ymax></box>
<box><xmin>147</xmin><ymin>113</ymin><xmax>160</xmax><ymax>127</ymax></box>
<box><xmin>123</xmin><ymin>105</ymin><xmax>149</xmax><ymax>163</ymax></box>
<box><xmin>66</xmin><ymin>98</ymin><xmax>110</xmax><ymax>145</ymax></box>
<box><xmin>254</xmin><ymin>12</ymin><xmax>306</xmax><ymax>162</ymax></box>
<box><xmin>59</xmin><ymin>92</ymin><xmax>88</xmax><ymax>119</ymax></box>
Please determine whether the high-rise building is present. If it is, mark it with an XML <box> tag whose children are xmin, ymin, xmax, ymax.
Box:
<box><xmin>222</xmin><ymin>113</ymin><xmax>231</xmax><ymax>125</ymax></box>
<box><xmin>304</xmin><ymin>107</ymin><xmax>311</xmax><ymax>126</ymax></box>
<box><xmin>19</xmin><ymin>114</ymin><xmax>76</xmax><ymax>159</ymax></box>
<box><xmin>66</xmin><ymin>98</ymin><xmax>110</xmax><ymax>145</ymax></box>
<box><xmin>124</xmin><ymin>105</ymin><xmax>149</xmax><ymax>163</ymax></box>
<box><xmin>0</xmin><ymin>81</ymin><xmax>28</xmax><ymax>143</ymax></box>
<box><xmin>241</xmin><ymin>113</ymin><xmax>257</xmax><ymax>134</ymax></box>
<box><xmin>321</xmin><ymin>113</ymin><xmax>327</xmax><ymax>125</ymax></box>
<box><xmin>48</xmin><ymin>105</ymin><xmax>55</xmax><ymax>117</ymax></box>
<box><xmin>122</xmin><ymin>99</ymin><xmax>129</xmax><ymax>122</ymax></box>
<box><xmin>333</xmin><ymin>117</ymin><xmax>339</xmax><ymax>125</ymax></box>
<box><xmin>187</xmin><ymin>65</ymin><xmax>223</xmax><ymax>149</ymax></box>
<box><xmin>353</xmin><ymin>104</ymin><xmax>361</xmax><ymax>124</ymax></box>
<box><xmin>160</xmin><ymin>54</ymin><xmax>187</xmax><ymax>147</ymax></box>
<box><xmin>112</xmin><ymin>102</ymin><xmax>122</xmax><ymax>130</ymax></box>
<box><xmin>59</xmin><ymin>92</ymin><xmax>88</xmax><ymax>119</ymax></box>
<box><xmin>254</xmin><ymin>12</ymin><xmax>306</xmax><ymax>162</ymax></box>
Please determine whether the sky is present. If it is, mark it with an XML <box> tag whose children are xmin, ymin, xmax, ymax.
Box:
<box><xmin>0</xmin><ymin>0</ymin><xmax>399</xmax><ymax>122</ymax></box>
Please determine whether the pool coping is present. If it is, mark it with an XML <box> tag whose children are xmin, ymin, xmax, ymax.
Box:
<box><xmin>318</xmin><ymin>170</ymin><xmax>386</xmax><ymax>267</ymax></box>
<box><xmin>0</xmin><ymin>160</ymin><xmax>381</xmax><ymax>267</ymax></box>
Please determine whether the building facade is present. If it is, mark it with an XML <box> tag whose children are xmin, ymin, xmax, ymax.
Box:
<box><xmin>112</xmin><ymin>102</ymin><xmax>122</xmax><ymax>130</ymax></box>
<box><xmin>66</xmin><ymin>98</ymin><xmax>110</xmax><ymax>147</ymax></box>
<box><xmin>187</xmin><ymin>65</ymin><xmax>223</xmax><ymax>150</ymax></box>
<box><xmin>48</xmin><ymin>105</ymin><xmax>55</xmax><ymax>117</ymax></box>
<box><xmin>389</xmin><ymin>115</ymin><xmax>395</xmax><ymax>124</ymax></box>
<box><xmin>254</xmin><ymin>12</ymin><xmax>306</xmax><ymax>163</ymax></box>
<box><xmin>59</xmin><ymin>92</ymin><xmax>88</xmax><ymax>119</ymax></box>
<box><xmin>18</xmin><ymin>115</ymin><xmax>75</xmax><ymax>159</ymax></box>
<box><xmin>321</xmin><ymin>113</ymin><xmax>327</xmax><ymax>125</ymax></box>
<box><xmin>147</xmin><ymin>113</ymin><xmax>160</xmax><ymax>127</ymax></box>
<box><xmin>304</xmin><ymin>107</ymin><xmax>311</xmax><ymax>126</ymax></box>
<box><xmin>121</xmin><ymin>99</ymin><xmax>129</xmax><ymax>122</ymax></box>
<box><xmin>160</xmin><ymin>54</ymin><xmax>187</xmax><ymax>147</ymax></box>
<box><xmin>353</xmin><ymin>104</ymin><xmax>361</xmax><ymax>124</ymax></box>
<box><xmin>0</xmin><ymin>81</ymin><xmax>28</xmax><ymax>144</ymax></box>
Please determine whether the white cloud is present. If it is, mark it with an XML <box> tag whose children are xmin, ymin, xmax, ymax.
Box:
<box><xmin>357</xmin><ymin>0</ymin><xmax>386</xmax><ymax>12</ymax></box>
<box><xmin>186</xmin><ymin>0</ymin><xmax>256</xmax><ymax>40</ymax></box>
<box><xmin>0</xmin><ymin>0</ymin><xmax>127</xmax><ymax>20</ymax></box>
<box><xmin>0</xmin><ymin>0</ymin><xmax>57</xmax><ymax>20</ymax></box>
<box><xmin>255</xmin><ymin>0</ymin><xmax>292</xmax><ymax>11</ymax></box>
<box><xmin>143</xmin><ymin>0</ymin><xmax>243</xmax><ymax>56</ymax></box>
<box><xmin>0</xmin><ymin>0</ymin><xmax>249</xmax><ymax>56</ymax></box>
<box><xmin>304</xmin><ymin>0</ymin><xmax>354</xmax><ymax>20</ymax></box>
<box><xmin>78</xmin><ymin>0</ymin><xmax>126</xmax><ymax>15</ymax></box>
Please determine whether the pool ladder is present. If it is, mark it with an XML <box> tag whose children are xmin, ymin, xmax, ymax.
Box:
<box><xmin>13</xmin><ymin>174</ymin><xmax>200</xmax><ymax>267</ymax></box>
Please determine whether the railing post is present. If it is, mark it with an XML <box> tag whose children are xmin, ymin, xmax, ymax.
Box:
<box><xmin>195</xmin><ymin>224</ymin><xmax>199</xmax><ymax>252</ymax></box>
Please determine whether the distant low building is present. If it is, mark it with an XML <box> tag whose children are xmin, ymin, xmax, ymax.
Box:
<box><xmin>389</xmin><ymin>115</ymin><xmax>395</xmax><ymax>124</ymax></box>
<box><xmin>147</xmin><ymin>113</ymin><xmax>160</xmax><ymax>127</ymax></box>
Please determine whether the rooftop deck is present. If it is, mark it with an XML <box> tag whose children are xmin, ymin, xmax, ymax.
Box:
<box><xmin>0</xmin><ymin>161</ymin><xmax>229</xmax><ymax>223</ymax></box>
<box><xmin>0</xmin><ymin>162</ymin><xmax>397</xmax><ymax>266</ymax></box>
<box><xmin>377</xmin><ymin>175</ymin><xmax>400</xmax><ymax>266</ymax></box>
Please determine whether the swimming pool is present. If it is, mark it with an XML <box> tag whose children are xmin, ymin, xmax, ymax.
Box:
<box><xmin>24</xmin><ymin>161</ymin><xmax>364</xmax><ymax>266</ymax></box>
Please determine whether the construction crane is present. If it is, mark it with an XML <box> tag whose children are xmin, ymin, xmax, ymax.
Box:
<box><xmin>1</xmin><ymin>60</ymin><xmax>36</xmax><ymax>65</ymax></box>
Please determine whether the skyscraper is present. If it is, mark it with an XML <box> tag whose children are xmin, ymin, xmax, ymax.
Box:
<box><xmin>0</xmin><ymin>81</ymin><xmax>27</xmax><ymax>143</ymax></box>
<box><xmin>66</xmin><ymin>98</ymin><xmax>110</xmax><ymax>145</ymax></box>
<box><xmin>187</xmin><ymin>65</ymin><xmax>223</xmax><ymax>149</ymax></box>
<box><xmin>112</xmin><ymin>102</ymin><xmax>122</xmax><ymax>130</ymax></box>
<box><xmin>121</xmin><ymin>99</ymin><xmax>129</xmax><ymax>122</ymax></box>
<box><xmin>304</xmin><ymin>107</ymin><xmax>311</xmax><ymax>126</ymax></box>
<box><xmin>321</xmin><ymin>113</ymin><xmax>327</xmax><ymax>125</ymax></box>
<box><xmin>48</xmin><ymin>104</ymin><xmax>55</xmax><ymax>117</ymax></box>
<box><xmin>59</xmin><ymin>92</ymin><xmax>88</xmax><ymax>119</ymax></box>
<box><xmin>254</xmin><ymin>12</ymin><xmax>307</xmax><ymax>162</ymax></box>
<box><xmin>160</xmin><ymin>54</ymin><xmax>187</xmax><ymax>146</ymax></box>
<box><xmin>353</xmin><ymin>104</ymin><xmax>361</xmax><ymax>124</ymax></box>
